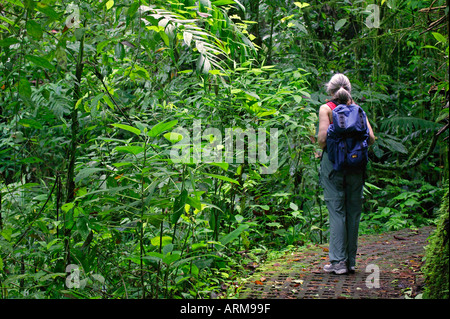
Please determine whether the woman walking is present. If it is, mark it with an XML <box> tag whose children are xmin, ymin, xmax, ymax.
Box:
<box><xmin>317</xmin><ymin>73</ymin><xmax>375</xmax><ymax>274</ymax></box>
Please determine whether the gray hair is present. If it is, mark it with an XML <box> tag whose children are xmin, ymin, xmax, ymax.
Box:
<box><xmin>326</xmin><ymin>73</ymin><xmax>352</xmax><ymax>105</ymax></box>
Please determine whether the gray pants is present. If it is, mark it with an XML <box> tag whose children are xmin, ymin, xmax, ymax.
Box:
<box><xmin>320</xmin><ymin>151</ymin><xmax>364</xmax><ymax>268</ymax></box>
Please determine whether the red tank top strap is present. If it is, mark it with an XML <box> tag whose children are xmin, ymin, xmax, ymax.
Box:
<box><xmin>326</xmin><ymin>101</ymin><xmax>336</xmax><ymax>124</ymax></box>
<box><xmin>326</xmin><ymin>101</ymin><xmax>337</xmax><ymax>110</ymax></box>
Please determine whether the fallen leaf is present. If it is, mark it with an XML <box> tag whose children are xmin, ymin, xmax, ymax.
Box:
<box><xmin>245</xmin><ymin>262</ymin><xmax>259</xmax><ymax>269</ymax></box>
<box><xmin>255</xmin><ymin>280</ymin><xmax>264</xmax><ymax>285</ymax></box>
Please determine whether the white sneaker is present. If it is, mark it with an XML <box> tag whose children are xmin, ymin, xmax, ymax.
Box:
<box><xmin>323</xmin><ymin>261</ymin><xmax>348</xmax><ymax>274</ymax></box>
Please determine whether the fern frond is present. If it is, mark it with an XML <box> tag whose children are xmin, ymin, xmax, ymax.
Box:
<box><xmin>34</xmin><ymin>82</ymin><xmax>71</xmax><ymax>119</ymax></box>
<box><xmin>380</xmin><ymin>116</ymin><xmax>440</xmax><ymax>134</ymax></box>
<box><xmin>376</xmin><ymin>132</ymin><xmax>408</xmax><ymax>154</ymax></box>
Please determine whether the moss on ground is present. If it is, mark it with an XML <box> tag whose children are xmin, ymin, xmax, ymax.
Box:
<box><xmin>422</xmin><ymin>183</ymin><xmax>449</xmax><ymax>299</ymax></box>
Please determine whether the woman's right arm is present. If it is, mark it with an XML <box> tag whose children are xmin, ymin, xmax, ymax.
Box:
<box><xmin>317</xmin><ymin>104</ymin><xmax>331</xmax><ymax>150</ymax></box>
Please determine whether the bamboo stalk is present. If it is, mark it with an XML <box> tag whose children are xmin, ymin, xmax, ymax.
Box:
<box><xmin>66</xmin><ymin>28</ymin><xmax>85</xmax><ymax>203</ymax></box>
<box><xmin>64</xmin><ymin>23</ymin><xmax>85</xmax><ymax>268</ymax></box>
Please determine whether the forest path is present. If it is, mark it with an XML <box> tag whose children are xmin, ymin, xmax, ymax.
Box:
<box><xmin>239</xmin><ymin>226</ymin><xmax>434</xmax><ymax>299</ymax></box>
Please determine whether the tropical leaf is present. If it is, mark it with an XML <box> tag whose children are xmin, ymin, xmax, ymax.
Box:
<box><xmin>138</xmin><ymin>4</ymin><xmax>248</xmax><ymax>74</ymax></box>
<box><xmin>25</xmin><ymin>55</ymin><xmax>55</xmax><ymax>71</ymax></box>
<box><xmin>172</xmin><ymin>189</ymin><xmax>188</xmax><ymax>225</ymax></box>
<box><xmin>114</xmin><ymin>145</ymin><xmax>145</xmax><ymax>155</ymax></box>
<box><xmin>380</xmin><ymin>116</ymin><xmax>440</xmax><ymax>134</ymax></box>
<box><xmin>75</xmin><ymin>168</ymin><xmax>106</xmax><ymax>183</ymax></box>
<box><xmin>148</xmin><ymin>120</ymin><xmax>178</xmax><ymax>138</ymax></box>
<box><xmin>204</xmin><ymin>173</ymin><xmax>240</xmax><ymax>185</ymax></box>
<box><xmin>112</xmin><ymin>123</ymin><xmax>141</xmax><ymax>136</ymax></box>
<box><xmin>220</xmin><ymin>224</ymin><xmax>249</xmax><ymax>245</ymax></box>
<box><xmin>376</xmin><ymin>133</ymin><xmax>408</xmax><ymax>154</ymax></box>
<box><xmin>335</xmin><ymin>19</ymin><xmax>347</xmax><ymax>31</ymax></box>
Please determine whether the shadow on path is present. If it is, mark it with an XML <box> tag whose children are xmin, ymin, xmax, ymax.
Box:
<box><xmin>239</xmin><ymin>226</ymin><xmax>434</xmax><ymax>299</ymax></box>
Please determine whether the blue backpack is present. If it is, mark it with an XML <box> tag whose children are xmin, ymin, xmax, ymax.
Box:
<box><xmin>326</xmin><ymin>101</ymin><xmax>369</xmax><ymax>172</ymax></box>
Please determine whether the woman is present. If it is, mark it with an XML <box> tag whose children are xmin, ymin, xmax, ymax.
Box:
<box><xmin>317</xmin><ymin>73</ymin><xmax>375</xmax><ymax>274</ymax></box>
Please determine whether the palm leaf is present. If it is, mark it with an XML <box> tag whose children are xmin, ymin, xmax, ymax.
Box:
<box><xmin>376</xmin><ymin>133</ymin><xmax>408</xmax><ymax>154</ymax></box>
<box><xmin>139</xmin><ymin>5</ymin><xmax>231</xmax><ymax>74</ymax></box>
<box><xmin>380</xmin><ymin>116</ymin><xmax>440</xmax><ymax>134</ymax></box>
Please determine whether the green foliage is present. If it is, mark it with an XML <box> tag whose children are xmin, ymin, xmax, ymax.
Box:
<box><xmin>0</xmin><ymin>0</ymin><xmax>448</xmax><ymax>299</ymax></box>
<box><xmin>360</xmin><ymin>177</ymin><xmax>444</xmax><ymax>233</ymax></box>
<box><xmin>422</xmin><ymin>182</ymin><xmax>449</xmax><ymax>299</ymax></box>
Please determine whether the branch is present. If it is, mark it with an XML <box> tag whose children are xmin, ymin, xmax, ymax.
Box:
<box><xmin>90</xmin><ymin>63</ymin><xmax>134</xmax><ymax>127</ymax></box>
<box><xmin>418</xmin><ymin>5</ymin><xmax>447</xmax><ymax>13</ymax></box>
<box><xmin>371</xmin><ymin>130</ymin><xmax>441</xmax><ymax>171</ymax></box>
<box><xmin>87</xmin><ymin>62</ymin><xmax>161</xmax><ymax>155</ymax></box>
<box><xmin>420</xmin><ymin>14</ymin><xmax>448</xmax><ymax>34</ymax></box>
<box><xmin>12</xmin><ymin>178</ymin><xmax>58</xmax><ymax>249</ymax></box>
<box><xmin>436</xmin><ymin>123</ymin><xmax>449</xmax><ymax>137</ymax></box>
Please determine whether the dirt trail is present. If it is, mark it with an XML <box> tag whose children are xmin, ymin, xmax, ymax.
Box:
<box><xmin>239</xmin><ymin>226</ymin><xmax>434</xmax><ymax>299</ymax></box>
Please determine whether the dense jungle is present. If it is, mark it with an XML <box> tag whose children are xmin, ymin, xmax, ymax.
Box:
<box><xmin>0</xmin><ymin>0</ymin><xmax>448</xmax><ymax>300</ymax></box>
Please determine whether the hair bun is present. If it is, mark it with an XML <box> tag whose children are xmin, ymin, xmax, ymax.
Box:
<box><xmin>334</xmin><ymin>87</ymin><xmax>352</xmax><ymax>105</ymax></box>
<box><xmin>326</xmin><ymin>74</ymin><xmax>352</xmax><ymax>105</ymax></box>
